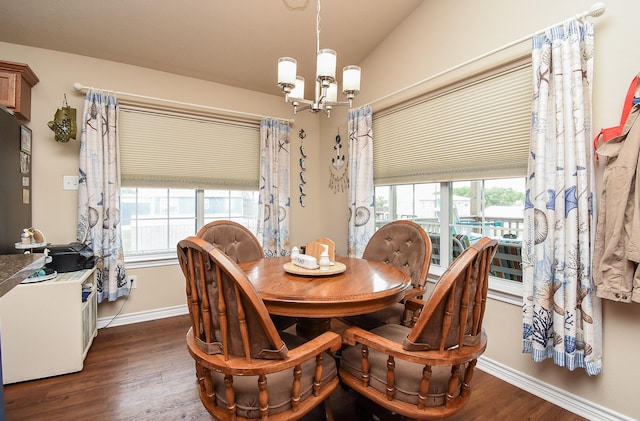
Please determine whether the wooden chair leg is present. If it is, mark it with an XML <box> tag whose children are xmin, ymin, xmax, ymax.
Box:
<box><xmin>323</xmin><ymin>398</ymin><xmax>334</xmax><ymax>421</ymax></box>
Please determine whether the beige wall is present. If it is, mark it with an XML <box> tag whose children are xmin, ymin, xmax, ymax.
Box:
<box><xmin>3</xmin><ymin>0</ymin><xmax>640</xmax><ymax>418</ymax></box>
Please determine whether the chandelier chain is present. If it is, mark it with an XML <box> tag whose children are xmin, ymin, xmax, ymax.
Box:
<box><xmin>316</xmin><ymin>0</ymin><xmax>321</xmax><ymax>54</ymax></box>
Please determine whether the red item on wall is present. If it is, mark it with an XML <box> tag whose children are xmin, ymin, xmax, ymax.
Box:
<box><xmin>594</xmin><ymin>74</ymin><xmax>640</xmax><ymax>157</ymax></box>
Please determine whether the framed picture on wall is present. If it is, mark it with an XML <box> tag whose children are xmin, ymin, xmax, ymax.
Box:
<box><xmin>20</xmin><ymin>152</ymin><xmax>30</xmax><ymax>175</ymax></box>
<box><xmin>20</xmin><ymin>125</ymin><xmax>32</xmax><ymax>154</ymax></box>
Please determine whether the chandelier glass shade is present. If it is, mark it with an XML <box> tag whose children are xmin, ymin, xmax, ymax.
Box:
<box><xmin>277</xmin><ymin>0</ymin><xmax>361</xmax><ymax>117</ymax></box>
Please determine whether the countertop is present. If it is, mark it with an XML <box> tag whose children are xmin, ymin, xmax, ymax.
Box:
<box><xmin>0</xmin><ymin>254</ymin><xmax>46</xmax><ymax>298</ymax></box>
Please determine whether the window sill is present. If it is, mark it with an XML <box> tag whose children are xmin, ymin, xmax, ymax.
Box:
<box><xmin>124</xmin><ymin>252</ymin><xmax>178</xmax><ymax>269</ymax></box>
<box><xmin>427</xmin><ymin>265</ymin><xmax>522</xmax><ymax>306</ymax></box>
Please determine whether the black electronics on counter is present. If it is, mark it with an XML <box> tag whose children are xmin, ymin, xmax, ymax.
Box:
<box><xmin>45</xmin><ymin>242</ymin><xmax>95</xmax><ymax>273</ymax></box>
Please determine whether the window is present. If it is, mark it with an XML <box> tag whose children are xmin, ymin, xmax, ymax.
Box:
<box><xmin>203</xmin><ymin>189</ymin><xmax>259</xmax><ymax>233</ymax></box>
<box><xmin>450</xmin><ymin>179</ymin><xmax>526</xmax><ymax>241</ymax></box>
<box><xmin>121</xmin><ymin>188</ymin><xmax>196</xmax><ymax>255</ymax></box>
<box><xmin>121</xmin><ymin>188</ymin><xmax>259</xmax><ymax>258</ymax></box>
<box><xmin>375</xmin><ymin>177</ymin><xmax>525</xmax><ymax>281</ymax></box>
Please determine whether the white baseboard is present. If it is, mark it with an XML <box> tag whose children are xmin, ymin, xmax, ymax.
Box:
<box><xmin>97</xmin><ymin>304</ymin><xmax>189</xmax><ymax>329</ymax></box>
<box><xmin>98</xmin><ymin>308</ymin><xmax>630</xmax><ymax>421</ymax></box>
<box><xmin>477</xmin><ymin>357</ymin><xmax>634</xmax><ymax>421</ymax></box>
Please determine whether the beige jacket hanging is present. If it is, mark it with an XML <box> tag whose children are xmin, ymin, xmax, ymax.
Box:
<box><xmin>593</xmin><ymin>99</ymin><xmax>640</xmax><ymax>303</ymax></box>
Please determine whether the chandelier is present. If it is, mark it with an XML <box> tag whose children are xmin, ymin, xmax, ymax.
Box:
<box><xmin>277</xmin><ymin>0</ymin><xmax>361</xmax><ymax>117</ymax></box>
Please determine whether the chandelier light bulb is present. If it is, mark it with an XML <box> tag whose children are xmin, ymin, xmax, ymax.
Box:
<box><xmin>290</xmin><ymin>76</ymin><xmax>305</xmax><ymax>99</ymax></box>
<box><xmin>326</xmin><ymin>82</ymin><xmax>338</xmax><ymax>103</ymax></box>
<box><xmin>316</xmin><ymin>49</ymin><xmax>337</xmax><ymax>82</ymax></box>
<box><xmin>342</xmin><ymin>65</ymin><xmax>361</xmax><ymax>95</ymax></box>
<box><xmin>278</xmin><ymin>57</ymin><xmax>297</xmax><ymax>89</ymax></box>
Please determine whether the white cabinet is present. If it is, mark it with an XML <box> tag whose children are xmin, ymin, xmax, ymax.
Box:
<box><xmin>0</xmin><ymin>268</ymin><xmax>97</xmax><ymax>384</ymax></box>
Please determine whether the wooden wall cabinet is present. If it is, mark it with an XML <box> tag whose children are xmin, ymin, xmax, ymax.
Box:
<box><xmin>0</xmin><ymin>60</ymin><xmax>39</xmax><ymax>121</ymax></box>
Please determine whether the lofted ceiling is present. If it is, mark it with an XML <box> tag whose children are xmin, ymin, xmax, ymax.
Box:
<box><xmin>0</xmin><ymin>0</ymin><xmax>423</xmax><ymax>96</ymax></box>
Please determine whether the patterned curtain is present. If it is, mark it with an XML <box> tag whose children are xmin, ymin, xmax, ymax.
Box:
<box><xmin>77</xmin><ymin>90</ymin><xmax>127</xmax><ymax>303</ymax></box>
<box><xmin>522</xmin><ymin>19</ymin><xmax>602</xmax><ymax>375</ymax></box>
<box><xmin>347</xmin><ymin>106</ymin><xmax>374</xmax><ymax>258</ymax></box>
<box><xmin>257</xmin><ymin>118</ymin><xmax>291</xmax><ymax>257</ymax></box>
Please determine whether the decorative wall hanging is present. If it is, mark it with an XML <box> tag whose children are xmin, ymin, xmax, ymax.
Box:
<box><xmin>47</xmin><ymin>94</ymin><xmax>77</xmax><ymax>143</ymax></box>
<box><xmin>329</xmin><ymin>132</ymin><xmax>348</xmax><ymax>193</ymax></box>
<box><xmin>298</xmin><ymin>129</ymin><xmax>307</xmax><ymax>207</ymax></box>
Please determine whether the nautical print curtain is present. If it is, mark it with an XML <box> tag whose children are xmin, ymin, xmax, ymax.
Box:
<box><xmin>257</xmin><ymin>118</ymin><xmax>291</xmax><ymax>257</ymax></box>
<box><xmin>347</xmin><ymin>106</ymin><xmax>375</xmax><ymax>258</ymax></box>
<box><xmin>77</xmin><ymin>90</ymin><xmax>127</xmax><ymax>303</ymax></box>
<box><xmin>522</xmin><ymin>19</ymin><xmax>602</xmax><ymax>375</ymax></box>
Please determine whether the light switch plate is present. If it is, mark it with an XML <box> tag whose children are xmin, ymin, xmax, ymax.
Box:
<box><xmin>63</xmin><ymin>175</ymin><xmax>79</xmax><ymax>190</ymax></box>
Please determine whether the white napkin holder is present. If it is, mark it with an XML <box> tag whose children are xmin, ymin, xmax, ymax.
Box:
<box><xmin>293</xmin><ymin>254</ymin><xmax>319</xmax><ymax>269</ymax></box>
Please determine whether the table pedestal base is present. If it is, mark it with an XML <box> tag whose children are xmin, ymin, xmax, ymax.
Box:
<box><xmin>296</xmin><ymin>317</ymin><xmax>331</xmax><ymax>340</ymax></box>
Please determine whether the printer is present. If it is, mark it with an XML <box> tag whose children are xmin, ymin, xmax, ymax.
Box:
<box><xmin>46</xmin><ymin>242</ymin><xmax>95</xmax><ymax>273</ymax></box>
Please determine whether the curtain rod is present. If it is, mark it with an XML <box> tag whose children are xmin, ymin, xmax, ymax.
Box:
<box><xmin>368</xmin><ymin>3</ymin><xmax>605</xmax><ymax>108</ymax></box>
<box><xmin>72</xmin><ymin>82</ymin><xmax>295</xmax><ymax>124</ymax></box>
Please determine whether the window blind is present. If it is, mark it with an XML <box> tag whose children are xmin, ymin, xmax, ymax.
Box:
<box><xmin>373</xmin><ymin>64</ymin><xmax>531</xmax><ymax>185</ymax></box>
<box><xmin>118</xmin><ymin>107</ymin><xmax>260</xmax><ymax>189</ymax></box>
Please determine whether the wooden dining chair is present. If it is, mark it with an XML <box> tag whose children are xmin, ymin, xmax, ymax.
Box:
<box><xmin>338</xmin><ymin>237</ymin><xmax>499</xmax><ymax>420</ymax></box>
<box><xmin>196</xmin><ymin>220</ymin><xmax>297</xmax><ymax>331</ymax></box>
<box><xmin>342</xmin><ymin>220</ymin><xmax>432</xmax><ymax>330</ymax></box>
<box><xmin>177</xmin><ymin>236</ymin><xmax>342</xmax><ymax>421</ymax></box>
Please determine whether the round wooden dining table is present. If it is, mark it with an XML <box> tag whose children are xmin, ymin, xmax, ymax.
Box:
<box><xmin>238</xmin><ymin>256</ymin><xmax>411</xmax><ymax>338</ymax></box>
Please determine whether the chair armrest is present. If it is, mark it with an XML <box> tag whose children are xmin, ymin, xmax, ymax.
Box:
<box><xmin>402</xmin><ymin>287</ymin><xmax>424</xmax><ymax>301</ymax></box>
<box><xmin>266</xmin><ymin>330</ymin><xmax>342</xmax><ymax>372</ymax></box>
<box><xmin>285</xmin><ymin>331</ymin><xmax>343</xmax><ymax>362</ymax></box>
<box><xmin>403</xmin><ymin>297</ymin><xmax>427</xmax><ymax>313</ymax></box>
<box><xmin>188</xmin><ymin>329</ymin><xmax>342</xmax><ymax>375</ymax></box>
<box><xmin>341</xmin><ymin>325</ymin><xmax>405</xmax><ymax>353</ymax></box>
<box><xmin>341</xmin><ymin>325</ymin><xmax>487</xmax><ymax>366</ymax></box>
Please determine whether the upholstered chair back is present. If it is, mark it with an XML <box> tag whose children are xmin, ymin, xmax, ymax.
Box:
<box><xmin>196</xmin><ymin>220</ymin><xmax>264</xmax><ymax>263</ymax></box>
<box><xmin>362</xmin><ymin>220</ymin><xmax>431</xmax><ymax>293</ymax></box>
<box><xmin>341</xmin><ymin>220</ymin><xmax>431</xmax><ymax>329</ymax></box>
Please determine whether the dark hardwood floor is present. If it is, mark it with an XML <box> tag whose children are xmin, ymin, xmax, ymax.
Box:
<box><xmin>4</xmin><ymin>315</ymin><xmax>585</xmax><ymax>420</ymax></box>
